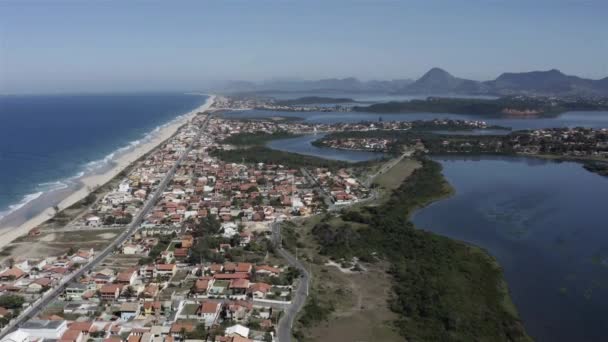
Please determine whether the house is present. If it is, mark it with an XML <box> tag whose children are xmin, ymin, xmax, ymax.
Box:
<box><xmin>226</xmin><ymin>301</ymin><xmax>253</xmax><ymax>322</ymax></box>
<box><xmin>169</xmin><ymin>322</ymin><xmax>195</xmax><ymax>340</ymax></box>
<box><xmin>115</xmin><ymin>270</ymin><xmax>137</xmax><ymax>286</ymax></box>
<box><xmin>255</xmin><ymin>265</ymin><xmax>281</xmax><ymax>277</ymax></box>
<box><xmin>193</xmin><ymin>278</ymin><xmax>212</xmax><ymax>295</ymax></box>
<box><xmin>173</xmin><ymin>248</ymin><xmax>189</xmax><ymax>259</ymax></box>
<box><xmin>225</xmin><ymin>324</ymin><xmax>249</xmax><ymax>339</ymax></box>
<box><xmin>59</xmin><ymin>329</ymin><xmax>84</xmax><ymax>342</ymax></box>
<box><xmin>181</xmin><ymin>235</ymin><xmax>194</xmax><ymax>248</ymax></box>
<box><xmin>197</xmin><ymin>301</ymin><xmax>221</xmax><ymax>327</ymax></box>
<box><xmin>0</xmin><ymin>267</ymin><xmax>26</xmax><ymax>281</ymax></box>
<box><xmin>235</xmin><ymin>263</ymin><xmax>252</xmax><ymax>274</ymax></box>
<box><xmin>154</xmin><ymin>264</ymin><xmax>177</xmax><ymax>279</ymax></box>
<box><xmin>27</xmin><ymin>277</ymin><xmax>52</xmax><ymax>292</ymax></box>
<box><xmin>93</xmin><ymin>270</ymin><xmax>115</xmax><ymax>285</ymax></box>
<box><xmin>229</xmin><ymin>279</ymin><xmax>249</xmax><ymax>295</ymax></box>
<box><xmin>67</xmin><ymin>321</ymin><xmax>94</xmax><ymax>335</ymax></box>
<box><xmin>247</xmin><ymin>283</ymin><xmax>272</xmax><ymax>299</ymax></box>
<box><xmin>65</xmin><ymin>283</ymin><xmax>90</xmax><ymax>300</ymax></box>
<box><xmin>142</xmin><ymin>284</ymin><xmax>159</xmax><ymax>298</ymax></box>
<box><xmin>143</xmin><ymin>301</ymin><xmax>162</xmax><ymax>316</ymax></box>
<box><xmin>119</xmin><ymin>302</ymin><xmax>140</xmax><ymax>321</ymax></box>
<box><xmin>86</xmin><ymin>216</ymin><xmax>101</xmax><ymax>227</ymax></box>
<box><xmin>100</xmin><ymin>284</ymin><xmax>122</xmax><ymax>300</ymax></box>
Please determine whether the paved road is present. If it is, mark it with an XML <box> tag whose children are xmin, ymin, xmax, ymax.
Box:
<box><xmin>272</xmin><ymin>222</ymin><xmax>310</xmax><ymax>342</ymax></box>
<box><xmin>0</xmin><ymin>115</ymin><xmax>210</xmax><ymax>339</ymax></box>
<box><xmin>300</xmin><ymin>167</ymin><xmax>335</xmax><ymax>209</ymax></box>
<box><xmin>271</xmin><ymin>153</ymin><xmax>414</xmax><ymax>341</ymax></box>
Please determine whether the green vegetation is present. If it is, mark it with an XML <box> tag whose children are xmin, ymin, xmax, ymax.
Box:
<box><xmin>307</xmin><ymin>158</ymin><xmax>530</xmax><ymax>341</ymax></box>
<box><xmin>210</xmin><ymin>146</ymin><xmax>372</xmax><ymax>170</ymax></box>
<box><xmin>298</xmin><ymin>295</ymin><xmax>335</xmax><ymax>327</ymax></box>
<box><xmin>275</xmin><ymin>96</ymin><xmax>355</xmax><ymax>105</ymax></box>
<box><xmin>355</xmin><ymin>96</ymin><xmax>608</xmax><ymax>116</ymax></box>
<box><xmin>583</xmin><ymin>161</ymin><xmax>608</xmax><ymax>177</ymax></box>
<box><xmin>0</xmin><ymin>295</ymin><xmax>25</xmax><ymax>309</ymax></box>
<box><xmin>221</xmin><ymin>130</ymin><xmax>301</xmax><ymax>146</ymax></box>
<box><xmin>138</xmin><ymin>234</ymin><xmax>174</xmax><ymax>265</ymax></box>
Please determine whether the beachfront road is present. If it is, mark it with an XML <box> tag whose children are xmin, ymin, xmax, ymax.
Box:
<box><xmin>0</xmin><ymin>115</ymin><xmax>210</xmax><ymax>339</ymax></box>
<box><xmin>272</xmin><ymin>222</ymin><xmax>310</xmax><ymax>342</ymax></box>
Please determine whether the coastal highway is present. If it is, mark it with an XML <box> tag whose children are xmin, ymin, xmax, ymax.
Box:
<box><xmin>271</xmin><ymin>222</ymin><xmax>310</xmax><ymax>342</ymax></box>
<box><xmin>0</xmin><ymin>115</ymin><xmax>210</xmax><ymax>339</ymax></box>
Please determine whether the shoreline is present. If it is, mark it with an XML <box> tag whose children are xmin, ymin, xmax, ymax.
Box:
<box><xmin>0</xmin><ymin>95</ymin><xmax>216</xmax><ymax>251</ymax></box>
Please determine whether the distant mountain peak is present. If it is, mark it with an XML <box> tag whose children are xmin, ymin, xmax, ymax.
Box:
<box><xmin>420</xmin><ymin>67</ymin><xmax>454</xmax><ymax>79</ymax></box>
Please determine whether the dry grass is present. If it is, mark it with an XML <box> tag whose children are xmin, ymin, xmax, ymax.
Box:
<box><xmin>292</xmin><ymin>216</ymin><xmax>402</xmax><ymax>342</ymax></box>
<box><xmin>373</xmin><ymin>158</ymin><xmax>421</xmax><ymax>193</ymax></box>
<box><xmin>1</xmin><ymin>228</ymin><xmax>123</xmax><ymax>261</ymax></box>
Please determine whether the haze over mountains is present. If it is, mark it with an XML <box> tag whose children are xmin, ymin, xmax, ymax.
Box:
<box><xmin>216</xmin><ymin>68</ymin><xmax>608</xmax><ymax>97</ymax></box>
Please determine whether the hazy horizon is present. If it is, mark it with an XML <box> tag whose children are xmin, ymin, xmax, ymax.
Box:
<box><xmin>1</xmin><ymin>0</ymin><xmax>607</xmax><ymax>94</ymax></box>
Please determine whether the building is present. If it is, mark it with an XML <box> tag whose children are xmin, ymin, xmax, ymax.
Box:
<box><xmin>197</xmin><ymin>301</ymin><xmax>221</xmax><ymax>327</ymax></box>
<box><xmin>119</xmin><ymin>302</ymin><xmax>140</xmax><ymax>321</ymax></box>
<box><xmin>18</xmin><ymin>320</ymin><xmax>68</xmax><ymax>340</ymax></box>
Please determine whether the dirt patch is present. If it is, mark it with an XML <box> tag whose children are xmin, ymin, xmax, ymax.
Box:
<box><xmin>291</xmin><ymin>216</ymin><xmax>402</xmax><ymax>341</ymax></box>
<box><xmin>306</xmin><ymin>263</ymin><xmax>402</xmax><ymax>342</ymax></box>
<box><xmin>40</xmin><ymin>233</ymin><xmax>56</xmax><ymax>242</ymax></box>
<box><xmin>0</xmin><ymin>228</ymin><xmax>123</xmax><ymax>261</ymax></box>
<box><xmin>98</xmin><ymin>232</ymin><xmax>118</xmax><ymax>239</ymax></box>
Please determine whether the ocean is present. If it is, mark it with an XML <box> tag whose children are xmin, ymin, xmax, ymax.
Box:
<box><xmin>0</xmin><ymin>93</ymin><xmax>208</xmax><ymax>220</ymax></box>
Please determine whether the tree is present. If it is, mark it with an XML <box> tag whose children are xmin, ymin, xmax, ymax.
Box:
<box><xmin>123</xmin><ymin>286</ymin><xmax>135</xmax><ymax>298</ymax></box>
<box><xmin>0</xmin><ymin>295</ymin><xmax>25</xmax><ymax>309</ymax></box>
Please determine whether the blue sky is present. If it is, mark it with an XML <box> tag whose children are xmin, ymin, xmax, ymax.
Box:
<box><xmin>1</xmin><ymin>0</ymin><xmax>607</xmax><ymax>94</ymax></box>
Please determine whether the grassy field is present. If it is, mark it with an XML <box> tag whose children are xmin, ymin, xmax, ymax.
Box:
<box><xmin>373</xmin><ymin>158</ymin><xmax>421</xmax><ymax>192</ymax></box>
<box><xmin>289</xmin><ymin>215</ymin><xmax>402</xmax><ymax>342</ymax></box>
<box><xmin>289</xmin><ymin>158</ymin><xmax>423</xmax><ymax>341</ymax></box>
<box><xmin>2</xmin><ymin>228</ymin><xmax>123</xmax><ymax>261</ymax></box>
<box><xmin>291</xmin><ymin>157</ymin><xmax>530</xmax><ymax>341</ymax></box>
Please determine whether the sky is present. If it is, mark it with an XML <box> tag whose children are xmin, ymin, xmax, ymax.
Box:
<box><xmin>1</xmin><ymin>0</ymin><xmax>607</xmax><ymax>94</ymax></box>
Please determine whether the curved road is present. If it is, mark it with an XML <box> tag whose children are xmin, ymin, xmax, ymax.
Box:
<box><xmin>272</xmin><ymin>222</ymin><xmax>310</xmax><ymax>342</ymax></box>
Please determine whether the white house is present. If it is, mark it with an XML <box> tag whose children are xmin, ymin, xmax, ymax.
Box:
<box><xmin>86</xmin><ymin>216</ymin><xmax>101</xmax><ymax>227</ymax></box>
<box><xmin>225</xmin><ymin>324</ymin><xmax>249</xmax><ymax>338</ymax></box>
<box><xmin>18</xmin><ymin>320</ymin><xmax>68</xmax><ymax>340</ymax></box>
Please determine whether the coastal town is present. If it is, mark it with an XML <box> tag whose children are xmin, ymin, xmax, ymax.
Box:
<box><xmin>0</xmin><ymin>100</ymin><xmax>376</xmax><ymax>342</ymax></box>
<box><xmin>1</xmin><ymin>96</ymin><xmax>608</xmax><ymax>342</ymax></box>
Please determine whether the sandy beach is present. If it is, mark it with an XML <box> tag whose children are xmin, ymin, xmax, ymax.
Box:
<box><xmin>0</xmin><ymin>95</ymin><xmax>215</xmax><ymax>251</ymax></box>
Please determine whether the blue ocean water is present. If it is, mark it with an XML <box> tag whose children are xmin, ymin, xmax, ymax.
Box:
<box><xmin>0</xmin><ymin>93</ymin><xmax>208</xmax><ymax>218</ymax></box>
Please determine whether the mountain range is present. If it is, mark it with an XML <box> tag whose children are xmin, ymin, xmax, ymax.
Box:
<box><xmin>214</xmin><ymin>68</ymin><xmax>608</xmax><ymax>97</ymax></box>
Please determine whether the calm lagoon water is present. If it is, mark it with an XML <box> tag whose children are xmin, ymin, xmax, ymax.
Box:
<box><xmin>222</xmin><ymin>109</ymin><xmax>608</xmax><ymax>131</ymax></box>
<box><xmin>412</xmin><ymin>156</ymin><xmax>608</xmax><ymax>342</ymax></box>
<box><xmin>266</xmin><ymin>134</ymin><xmax>385</xmax><ymax>162</ymax></box>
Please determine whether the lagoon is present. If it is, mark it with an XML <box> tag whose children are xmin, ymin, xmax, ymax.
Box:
<box><xmin>412</xmin><ymin>156</ymin><xmax>608</xmax><ymax>342</ymax></box>
<box><xmin>266</xmin><ymin>134</ymin><xmax>385</xmax><ymax>162</ymax></box>
<box><xmin>222</xmin><ymin>109</ymin><xmax>608</xmax><ymax>131</ymax></box>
